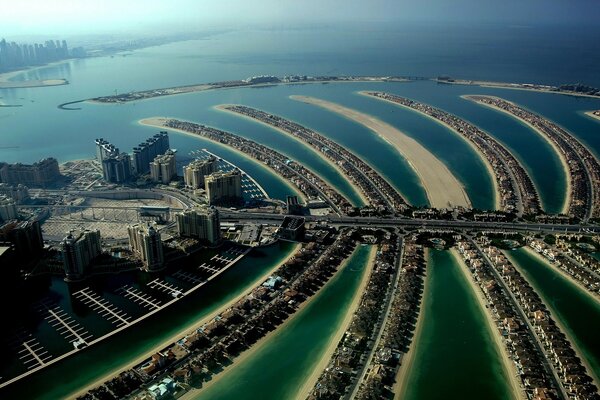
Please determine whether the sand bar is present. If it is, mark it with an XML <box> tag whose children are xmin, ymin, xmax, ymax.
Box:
<box><xmin>181</xmin><ymin>244</ymin><xmax>366</xmax><ymax>400</ymax></box>
<box><xmin>361</xmin><ymin>91</ymin><xmax>501</xmax><ymax>210</ymax></box>
<box><xmin>67</xmin><ymin>243</ymin><xmax>301</xmax><ymax>399</ymax></box>
<box><xmin>463</xmin><ymin>95</ymin><xmax>571</xmax><ymax>215</ymax></box>
<box><xmin>290</xmin><ymin>95</ymin><xmax>471</xmax><ymax>209</ymax></box>
<box><xmin>585</xmin><ymin>111</ymin><xmax>600</xmax><ymax>123</ymax></box>
<box><xmin>295</xmin><ymin>245</ymin><xmax>377</xmax><ymax>399</ymax></box>
<box><xmin>138</xmin><ymin>117</ymin><xmax>305</xmax><ymax>202</ymax></box>
<box><xmin>452</xmin><ymin>248</ymin><xmax>526</xmax><ymax>400</ymax></box>
<box><xmin>215</xmin><ymin>104</ymin><xmax>368</xmax><ymax>207</ymax></box>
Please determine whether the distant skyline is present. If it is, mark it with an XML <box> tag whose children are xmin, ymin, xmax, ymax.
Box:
<box><xmin>3</xmin><ymin>0</ymin><xmax>598</xmax><ymax>37</ymax></box>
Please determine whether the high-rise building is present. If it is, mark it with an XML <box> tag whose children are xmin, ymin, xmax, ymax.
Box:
<box><xmin>95</xmin><ymin>138</ymin><xmax>119</xmax><ymax>162</ymax></box>
<box><xmin>0</xmin><ymin>196</ymin><xmax>18</xmax><ymax>221</ymax></box>
<box><xmin>150</xmin><ymin>150</ymin><xmax>177</xmax><ymax>184</ymax></box>
<box><xmin>102</xmin><ymin>153</ymin><xmax>132</xmax><ymax>183</ymax></box>
<box><xmin>176</xmin><ymin>206</ymin><xmax>220</xmax><ymax>244</ymax></box>
<box><xmin>0</xmin><ymin>183</ymin><xmax>29</xmax><ymax>204</ymax></box>
<box><xmin>0</xmin><ymin>158</ymin><xmax>61</xmax><ymax>187</ymax></box>
<box><xmin>0</xmin><ymin>220</ymin><xmax>44</xmax><ymax>259</ymax></box>
<box><xmin>286</xmin><ymin>195</ymin><xmax>303</xmax><ymax>215</ymax></box>
<box><xmin>61</xmin><ymin>229</ymin><xmax>102</xmax><ymax>281</ymax></box>
<box><xmin>183</xmin><ymin>156</ymin><xmax>217</xmax><ymax>189</ymax></box>
<box><xmin>132</xmin><ymin>132</ymin><xmax>169</xmax><ymax>175</ymax></box>
<box><xmin>205</xmin><ymin>170</ymin><xmax>242</xmax><ymax>205</ymax></box>
<box><xmin>128</xmin><ymin>223</ymin><xmax>164</xmax><ymax>271</ymax></box>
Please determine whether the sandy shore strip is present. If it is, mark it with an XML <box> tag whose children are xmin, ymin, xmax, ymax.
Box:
<box><xmin>361</xmin><ymin>91</ymin><xmax>501</xmax><ymax>210</ymax></box>
<box><xmin>505</xmin><ymin>250</ymin><xmax>600</xmax><ymax>386</ymax></box>
<box><xmin>215</xmin><ymin>104</ymin><xmax>368</xmax><ymax>207</ymax></box>
<box><xmin>522</xmin><ymin>246</ymin><xmax>600</xmax><ymax>306</ymax></box>
<box><xmin>462</xmin><ymin>95</ymin><xmax>571</xmax><ymax>215</ymax></box>
<box><xmin>180</xmin><ymin>245</ymin><xmax>367</xmax><ymax>400</ymax></box>
<box><xmin>295</xmin><ymin>245</ymin><xmax>377</xmax><ymax>399</ymax></box>
<box><xmin>452</xmin><ymin>248</ymin><xmax>526</xmax><ymax>400</ymax></box>
<box><xmin>138</xmin><ymin>117</ymin><xmax>305</xmax><ymax>202</ymax></box>
<box><xmin>290</xmin><ymin>95</ymin><xmax>471</xmax><ymax>209</ymax></box>
<box><xmin>392</xmin><ymin>248</ymin><xmax>429</xmax><ymax>398</ymax></box>
<box><xmin>67</xmin><ymin>243</ymin><xmax>301</xmax><ymax>399</ymax></box>
<box><xmin>585</xmin><ymin>111</ymin><xmax>600</xmax><ymax>123</ymax></box>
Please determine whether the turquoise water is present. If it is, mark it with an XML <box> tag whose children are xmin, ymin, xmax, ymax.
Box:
<box><xmin>0</xmin><ymin>242</ymin><xmax>298</xmax><ymax>399</ymax></box>
<box><xmin>403</xmin><ymin>250</ymin><xmax>513</xmax><ymax>400</ymax></box>
<box><xmin>196</xmin><ymin>245</ymin><xmax>372</xmax><ymax>400</ymax></box>
<box><xmin>507</xmin><ymin>248</ymin><xmax>600</xmax><ymax>381</ymax></box>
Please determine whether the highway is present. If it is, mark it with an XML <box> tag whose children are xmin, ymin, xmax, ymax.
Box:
<box><xmin>218</xmin><ymin>211</ymin><xmax>600</xmax><ymax>234</ymax></box>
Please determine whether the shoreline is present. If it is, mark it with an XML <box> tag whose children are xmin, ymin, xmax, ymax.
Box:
<box><xmin>214</xmin><ymin>104</ymin><xmax>368</xmax><ymax>207</ymax></box>
<box><xmin>463</xmin><ymin>95</ymin><xmax>571</xmax><ymax>215</ymax></box>
<box><xmin>360</xmin><ymin>91</ymin><xmax>501</xmax><ymax>211</ymax></box>
<box><xmin>290</xmin><ymin>95</ymin><xmax>471</xmax><ymax>209</ymax></box>
<box><xmin>438</xmin><ymin>79</ymin><xmax>600</xmax><ymax>99</ymax></box>
<box><xmin>66</xmin><ymin>243</ymin><xmax>301</xmax><ymax>399</ymax></box>
<box><xmin>585</xmin><ymin>111</ymin><xmax>600</xmax><ymax>123</ymax></box>
<box><xmin>393</xmin><ymin>248</ymin><xmax>429</xmax><ymax>398</ymax></box>
<box><xmin>180</xmin><ymin>244</ymin><xmax>366</xmax><ymax>400</ymax></box>
<box><xmin>137</xmin><ymin>117</ymin><xmax>306</xmax><ymax>202</ymax></box>
<box><xmin>505</xmin><ymin>250</ymin><xmax>600</xmax><ymax>387</ymax></box>
<box><xmin>522</xmin><ymin>246</ymin><xmax>600</xmax><ymax>307</ymax></box>
<box><xmin>451</xmin><ymin>248</ymin><xmax>526</xmax><ymax>400</ymax></box>
<box><xmin>295</xmin><ymin>245</ymin><xmax>377</xmax><ymax>399</ymax></box>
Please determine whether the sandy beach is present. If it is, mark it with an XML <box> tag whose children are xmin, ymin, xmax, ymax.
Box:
<box><xmin>294</xmin><ymin>245</ymin><xmax>377</xmax><ymax>399</ymax></box>
<box><xmin>463</xmin><ymin>95</ymin><xmax>571</xmax><ymax>214</ymax></box>
<box><xmin>138</xmin><ymin>117</ymin><xmax>306</xmax><ymax>202</ymax></box>
<box><xmin>392</xmin><ymin>248</ymin><xmax>429</xmax><ymax>398</ymax></box>
<box><xmin>505</xmin><ymin>250</ymin><xmax>600</xmax><ymax>386</ymax></box>
<box><xmin>361</xmin><ymin>91</ymin><xmax>501</xmax><ymax>210</ymax></box>
<box><xmin>290</xmin><ymin>95</ymin><xmax>471</xmax><ymax>209</ymax></box>
<box><xmin>180</xmin><ymin>245</ymin><xmax>368</xmax><ymax>400</ymax></box>
<box><xmin>66</xmin><ymin>243</ymin><xmax>301</xmax><ymax>399</ymax></box>
<box><xmin>215</xmin><ymin>104</ymin><xmax>368</xmax><ymax>207</ymax></box>
<box><xmin>521</xmin><ymin>247</ymin><xmax>600</xmax><ymax>306</ymax></box>
<box><xmin>452</xmin><ymin>249</ymin><xmax>526</xmax><ymax>400</ymax></box>
<box><xmin>585</xmin><ymin>111</ymin><xmax>600</xmax><ymax>123</ymax></box>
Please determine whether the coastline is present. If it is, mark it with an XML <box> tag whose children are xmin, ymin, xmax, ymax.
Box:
<box><xmin>438</xmin><ymin>80</ymin><xmax>600</xmax><ymax>100</ymax></box>
<box><xmin>505</xmin><ymin>249</ymin><xmax>600</xmax><ymax>386</ymax></box>
<box><xmin>137</xmin><ymin>117</ymin><xmax>305</xmax><ymax>202</ymax></box>
<box><xmin>360</xmin><ymin>91</ymin><xmax>501</xmax><ymax>211</ymax></box>
<box><xmin>521</xmin><ymin>246</ymin><xmax>600</xmax><ymax>306</ymax></box>
<box><xmin>295</xmin><ymin>245</ymin><xmax>377</xmax><ymax>399</ymax></box>
<box><xmin>67</xmin><ymin>243</ymin><xmax>301</xmax><ymax>399</ymax></box>
<box><xmin>214</xmin><ymin>104</ymin><xmax>368</xmax><ymax>207</ymax></box>
<box><xmin>585</xmin><ymin>111</ymin><xmax>600</xmax><ymax>123</ymax></box>
<box><xmin>393</xmin><ymin>248</ymin><xmax>429</xmax><ymax>398</ymax></box>
<box><xmin>462</xmin><ymin>95</ymin><xmax>572</xmax><ymax>215</ymax></box>
<box><xmin>451</xmin><ymin>248</ymin><xmax>526</xmax><ymax>400</ymax></box>
<box><xmin>290</xmin><ymin>95</ymin><xmax>471</xmax><ymax>209</ymax></box>
<box><xmin>180</xmin><ymin>244</ymin><xmax>366</xmax><ymax>400</ymax></box>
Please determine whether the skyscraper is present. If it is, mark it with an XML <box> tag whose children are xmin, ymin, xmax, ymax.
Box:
<box><xmin>128</xmin><ymin>223</ymin><xmax>164</xmax><ymax>271</ymax></box>
<box><xmin>150</xmin><ymin>150</ymin><xmax>177</xmax><ymax>184</ymax></box>
<box><xmin>102</xmin><ymin>153</ymin><xmax>132</xmax><ymax>183</ymax></box>
<box><xmin>0</xmin><ymin>158</ymin><xmax>61</xmax><ymax>187</ymax></box>
<box><xmin>183</xmin><ymin>156</ymin><xmax>217</xmax><ymax>189</ymax></box>
<box><xmin>205</xmin><ymin>170</ymin><xmax>243</xmax><ymax>205</ymax></box>
<box><xmin>176</xmin><ymin>206</ymin><xmax>221</xmax><ymax>244</ymax></box>
<box><xmin>0</xmin><ymin>196</ymin><xmax>18</xmax><ymax>221</ymax></box>
<box><xmin>61</xmin><ymin>230</ymin><xmax>102</xmax><ymax>281</ymax></box>
<box><xmin>132</xmin><ymin>132</ymin><xmax>169</xmax><ymax>175</ymax></box>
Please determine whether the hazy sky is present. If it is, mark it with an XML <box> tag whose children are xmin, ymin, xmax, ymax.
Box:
<box><xmin>3</xmin><ymin>0</ymin><xmax>598</xmax><ymax>37</ymax></box>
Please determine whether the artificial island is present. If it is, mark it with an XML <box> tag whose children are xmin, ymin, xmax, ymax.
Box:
<box><xmin>1</xmin><ymin>74</ymin><xmax>599</xmax><ymax>400</ymax></box>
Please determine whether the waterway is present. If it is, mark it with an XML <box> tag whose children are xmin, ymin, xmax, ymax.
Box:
<box><xmin>0</xmin><ymin>241</ymin><xmax>298</xmax><ymax>399</ymax></box>
<box><xmin>192</xmin><ymin>245</ymin><xmax>373</xmax><ymax>400</ymax></box>
<box><xmin>402</xmin><ymin>249</ymin><xmax>513</xmax><ymax>400</ymax></box>
<box><xmin>506</xmin><ymin>248</ymin><xmax>600</xmax><ymax>382</ymax></box>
